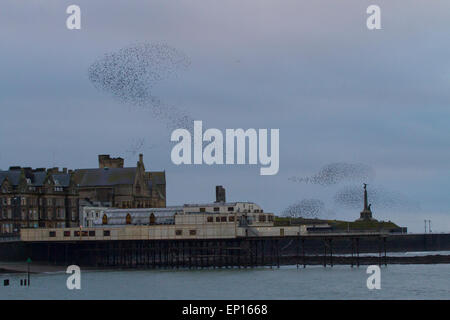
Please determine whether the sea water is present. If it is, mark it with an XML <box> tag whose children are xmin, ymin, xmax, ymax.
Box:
<box><xmin>0</xmin><ymin>263</ymin><xmax>449</xmax><ymax>300</ymax></box>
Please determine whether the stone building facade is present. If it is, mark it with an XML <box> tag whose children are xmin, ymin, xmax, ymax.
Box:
<box><xmin>73</xmin><ymin>154</ymin><xmax>166</xmax><ymax>209</ymax></box>
<box><xmin>0</xmin><ymin>154</ymin><xmax>166</xmax><ymax>235</ymax></box>
<box><xmin>0</xmin><ymin>167</ymin><xmax>79</xmax><ymax>235</ymax></box>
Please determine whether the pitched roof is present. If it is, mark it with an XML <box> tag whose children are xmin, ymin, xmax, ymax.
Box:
<box><xmin>52</xmin><ymin>173</ymin><xmax>71</xmax><ymax>187</ymax></box>
<box><xmin>0</xmin><ymin>170</ymin><xmax>21</xmax><ymax>186</ymax></box>
<box><xmin>0</xmin><ymin>170</ymin><xmax>72</xmax><ymax>187</ymax></box>
<box><xmin>73</xmin><ymin>167</ymin><xmax>137</xmax><ymax>187</ymax></box>
<box><xmin>32</xmin><ymin>171</ymin><xmax>47</xmax><ymax>187</ymax></box>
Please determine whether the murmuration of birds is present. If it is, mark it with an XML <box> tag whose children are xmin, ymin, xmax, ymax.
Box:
<box><xmin>88</xmin><ymin>43</ymin><xmax>193</xmax><ymax>131</ymax></box>
<box><xmin>281</xmin><ymin>199</ymin><xmax>334</xmax><ymax>219</ymax></box>
<box><xmin>334</xmin><ymin>184</ymin><xmax>421</xmax><ymax>211</ymax></box>
<box><xmin>288</xmin><ymin>162</ymin><xmax>375</xmax><ymax>186</ymax></box>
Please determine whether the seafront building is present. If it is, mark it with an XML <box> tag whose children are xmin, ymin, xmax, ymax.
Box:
<box><xmin>74</xmin><ymin>154</ymin><xmax>166</xmax><ymax>209</ymax></box>
<box><xmin>0</xmin><ymin>167</ymin><xmax>78</xmax><ymax>233</ymax></box>
<box><xmin>21</xmin><ymin>201</ymin><xmax>302</xmax><ymax>242</ymax></box>
<box><xmin>21</xmin><ymin>186</ymin><xmax>306</xmax><ymax>241</ymax></box>
<box><xmin>80</xmin><ymin>206</ymin><xmax>108</xmax><ymax>227</ymax></box>
<box><xmin>0</xmin><ymin>154</ymin><xmax>166</xmax><ymax>235</ymax></box>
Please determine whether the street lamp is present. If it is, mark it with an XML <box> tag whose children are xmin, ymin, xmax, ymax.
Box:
<box><xmin>26</xmin><ymin>257</ymin><xmax>31</xmax><ymax>286</ymax></box>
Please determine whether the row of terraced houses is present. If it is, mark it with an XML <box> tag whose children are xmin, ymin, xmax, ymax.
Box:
<box><xmin>0</xmin><ymin>154</ymin><xmax>166</xmax><ymax>235</ymax></box>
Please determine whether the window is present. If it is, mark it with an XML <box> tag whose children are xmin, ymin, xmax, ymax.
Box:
<box><xmin>189</xmin><ymin>230</ymin><xmax>197</xmax><ymax>236</ymax></box>
<box><xmin>63</xmin><ymin>231</ymin><xmax>70</xmax><ymax>237</ymax></box>
<box><xmin>207</xmin><ymin>217</ymin><xmax>213</xmax><ymax>223</ymax></box>
<box><xmin>220</xmin><ymin>216</ymin><xmax>227</xmax><ymax>222</ymax></box>
<box><xmin>228</xmin><ymin>207</ymin><xmax>234</xmax><ymax>212</ymax></box>
<box><xmin>268</xmin><ymin>215</ymin><xmax>274</xmax><ymax>222</ymax></box>
<box><xmin>102</xmin><ymin>214</ymin><xmax>108</xmax><ymax>225</ymax></box>
<box><xmin>49</xmin><ymin>231</ymin><xmax>56</xmax><ymax>237</ymax></box>
<box><xmin>149</xmin><ymin>213</ymin><xmax>155</xmax><ymax>225</ymax></box>
<box><xmin>216</xmin><ymin>217</ymin><xmax>220</xmax><ymax>222</ymax></box>
<box><xmin>229</xmin><ymin>216</ymin><xmax>235</xmax><ymax>222</ymax></box>
<box><xmin>89</xmin><ymin>231</ymin><xmax>95</xmax><ymax>237</ymax></box>
<box><xmin>82</xmin><ymin>231</ymin><xmax>88</xmax><ymax>237</ymax></box>
<box><xmin>103</xmin><ymin>230</ymin><xmax>110</xmax><ymax>237</ymax></box>
<box><xmin>74</xmin><ymin>231</ymin><xmax>80</xmax><ymax>236</ymax></box>
<box><xmin>259</xmin><ymin>215</ymin><xmax>266</xmax><ymax>222</ymax></box>
<box><xmin>126</xmin><ymin>213</ymin><xmax>132</xmax><ymax>225</ymax></box>
<box><xmin>214</xmin><ymin>207</ymin><xmax>219</xmax><ymax>212</ymax></box>
<box><xmin>175</xmin><ymin>230</ymin><xmax>182</xmax><ymax>236</ymax></box>
<box><xmin>200</xmin><ymin>207</ymin><xmax>206</xmax><ymax>212</ymax></box>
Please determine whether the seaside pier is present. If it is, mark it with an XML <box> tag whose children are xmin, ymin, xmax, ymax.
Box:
<box><xmin>5</xmin><ymin>186</ymin><xmax>450</xmax><ymax>268</ymax></box>
<box><xmin>22</xmin><ymin>233</ymin><xmax>386</xmax><ymax>268</ymax></box>
<box><xmin>16</xmin><ymin>231</ymin><xmax>450</xmax><ymax>268</ymax></box>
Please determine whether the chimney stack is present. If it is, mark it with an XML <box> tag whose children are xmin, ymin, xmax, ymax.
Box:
<box><xmin>215</xmin><ymin>186</ymin><xmax>226</xmax><ymax>203</ymax></box>
<box><xmin>98</xmin><ymin>154</ymin><xmax>124</xmax><ymax>168</ymax></box>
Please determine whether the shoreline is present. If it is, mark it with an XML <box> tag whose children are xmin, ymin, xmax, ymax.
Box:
<box><xmin>0</xmin><ymin>263</ymin><xmax>67</xmax><ymax>274</ymax></box>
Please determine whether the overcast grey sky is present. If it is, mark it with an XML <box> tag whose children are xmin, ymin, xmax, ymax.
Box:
<box><xmin>1</xmin><ymin>0</ymin><xmax>450</xmax><ymax>232</ymax></box>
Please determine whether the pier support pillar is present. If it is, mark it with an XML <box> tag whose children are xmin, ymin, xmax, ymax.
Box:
<box><xmin>329</xmin><ymin>238</ymin><xmax>333</xmax><ymax>267</ymax></box>
<box><xmin>356</xmin><ymin>238</ymin><xmax>360</xmax><ymax>267</ymax></box>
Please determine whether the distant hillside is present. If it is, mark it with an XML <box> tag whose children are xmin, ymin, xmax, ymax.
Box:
<box><xmin>274</xmin><ymin>216</ymin><xmax>401</xmax><ymax>232</ymax></box>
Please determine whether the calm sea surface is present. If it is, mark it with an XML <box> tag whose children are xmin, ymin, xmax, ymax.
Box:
<box><xmin>1</xmin><ymin>263</ymin><xmax>449</xmax><ymax>300</ymax></box>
